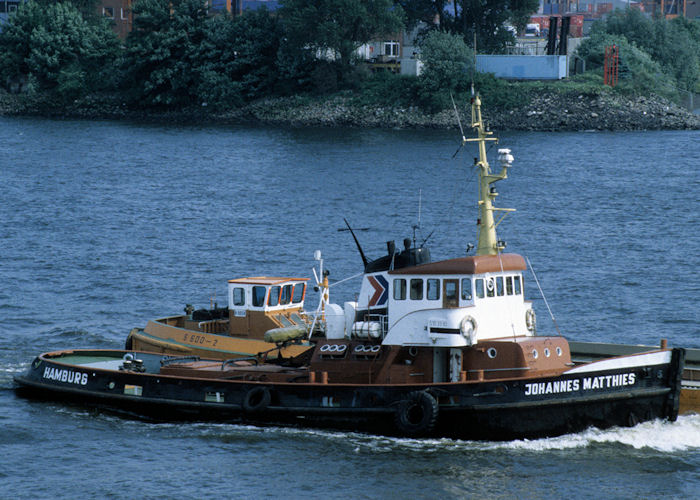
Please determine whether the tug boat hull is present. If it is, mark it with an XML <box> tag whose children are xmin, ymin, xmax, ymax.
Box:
<box><xmin>14</xmin><ymin>348</ymin><xmax>684</xmax><ymax>440</ymax></box>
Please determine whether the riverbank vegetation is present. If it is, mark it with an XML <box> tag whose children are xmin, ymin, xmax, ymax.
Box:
<box><xmin>0</xmin><ymin>1</ymin><xmax>698</xmax><ymax>128</ymax></box>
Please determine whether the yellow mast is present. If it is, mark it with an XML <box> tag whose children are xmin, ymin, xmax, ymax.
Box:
<box><xmin>466</xmin><ymin>95</ymin><xmax>514</xmax><ymax>256</ymax></box>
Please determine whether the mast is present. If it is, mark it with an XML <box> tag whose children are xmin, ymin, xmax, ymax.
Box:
<box><xmin>466</xmin><ymin>95</ymin><xmax>514</xmax><ymax>256</ymax></box>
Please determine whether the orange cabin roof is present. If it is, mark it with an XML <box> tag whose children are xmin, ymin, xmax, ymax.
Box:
<box><xmin>389</xmin><ymin>253</ymin><xmax>526</xmax><ymax>275</ymax></box>
<box><xmin>227</xmin><ymin>277</ymin><xmax>309</xmax><ymax>285</ymax></box>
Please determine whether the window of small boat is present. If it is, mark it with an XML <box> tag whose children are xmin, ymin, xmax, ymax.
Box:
<box><xmin>252</xmin><ymin>286</ymin><xmax>267</xmax><ymax>307</ymax></box>
<box><xmin>268</xmin><ymin>286</ymin><xmax>281</xmax><ymax>305</ymax></box>
<box><xmin>279</xmin><ymin>284</ymin><xmax>293</xmax><ymax>305</ymax></box>
<box><xmin>232</xmin><ymin>287</ymin><xmax>245</xmax><ymax>306</ymax></box>
<box><xmin>292</xmin><ymin>283</ymin><xmax>305</xmax><ymax>303</ymax></box>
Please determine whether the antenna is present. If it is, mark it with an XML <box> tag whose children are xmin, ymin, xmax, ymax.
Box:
<box><xmin>343</xmin><ymin>218</ymin><xmax>369</xmax><ymax>268</ymax></box>
<box><xmin>412</xmin><ymin>189</ymin><xmax>422</xmax><ymax>248</ymax></box>
<box><xmin>450</xmin><ymin>93</ymin><xmax>467</xmax><ymax>159</ymax></box>
<box><xmin>526</xmin><ymin>256</ymin><xmax>562</xmax><ymax>336</ymax></box>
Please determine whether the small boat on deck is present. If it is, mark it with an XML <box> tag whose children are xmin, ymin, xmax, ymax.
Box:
<box><xmin>125</xmin><ymin>276</ymin><xmax>314</xmax><ymax>360</ymax></box>
<box><xmin>14</xmin><ymin>95</ymin><xmax>686</xmax><ymax>440</ymax></box>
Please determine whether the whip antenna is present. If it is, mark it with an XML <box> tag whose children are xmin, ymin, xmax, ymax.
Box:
<box><xmin>526</xmin><ymin>256</ymin><xmax>562</xmax><ymax>336</ymax></box>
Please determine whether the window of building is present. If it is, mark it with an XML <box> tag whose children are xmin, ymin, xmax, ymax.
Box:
<box><xmin>280</xmin><ymin>284</ymin><xmax>292</xmax><ymax>305</ymax></box>
<box><xmin>103</xmin><ymin>6</ymin><xmax>114</xmax><ymax>18</ymax></box>
<box><xmin>496</xmin><ymin>276</ymin><xmax>504</xmax><ymax>296</ymax></box>
<box><xmin>268</xmin><ymin>286</ymin><xmax>280</xmax><ymax>306</ymax></box>
<box><xmin>475</xmin><ymin>278</ymin><xmax>485</xmax><ymax>298</ymax></box>
<box><xmin>410</xmin><ymin>279</ymin><xmax>423</xmax><ymax>300</ymax></box>
<box><xmin>292</xmin><ymin>283</ymin><xmax>305</xmax><ymax>303</ymax></box>
<box><xmin>393</xmin><ymin>279</ymin><xmax>406</xmax><ymax>300</ymax></box>
<box><xmin>232</xmin><ymin>287</ymin><xmax>245</xmax><ymax>306</ymax></box>
<box><xmin>384</xmin><ymin>41</ymin><xmax>399</xmax><ymax>57</ymax></box>
<box><xmin>427</xmin><ymin>279</ymin><xmax>440</xmax><ymax>300</ymax></box>
<box><xmin>8</xmin><ymin>3</ymin><xmax>18</xmax><ymax>13</ymax></box>
<box><xmin>461</xmin><ymin>278</ymin><xmax>472</xmax><ymax>300</ymax></box>
<box><xmin>121</xmin><ymin>7</ymin><xmax>129</xmax><ymax>19</ymax></box>
<box><xmin>514</xmin><ymin>276</ymin><xmax>522</xmax><ymax>295</ymax></box>
<box><xmin>252</xmin><ymin>286</ymin><xmax>267</xmax><ymax>307</ymax></box>
<box><xmin>506</xmin><ymin>276</ymin><xmax>514</xmax><ymax>295</ymax></box>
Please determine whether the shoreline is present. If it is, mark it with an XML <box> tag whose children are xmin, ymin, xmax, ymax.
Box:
<box><xmin>1</xmin><ymin>90</ymin><xmax>698</xmax><ymax>131</ymax></box>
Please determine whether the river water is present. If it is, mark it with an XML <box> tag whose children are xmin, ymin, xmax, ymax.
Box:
<box><xmin>1</xmin><ymin>116</ymin><xmax>698</xmax><ymax>499</ymax></box>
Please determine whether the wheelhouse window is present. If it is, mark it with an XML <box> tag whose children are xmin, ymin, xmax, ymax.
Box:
<box><xmin>427</xmin><ymin>279</ymin><xmax>440</xmax><ymax>300</ymax></box>
<box><xmin>496</xmin><ymin>276</ymin><xmax>504</xmax><ymax>296</ymax></box>
<box><xmin>486</xmin><ymin>278</ymin><xmax>495</xmax><ymax>297</ymax></box>
<box><xmin>461</xmin><ymin>278</ymin><xmax>472</xmax><ymax>300</ymax></box>
<box><xmin>445</xmin><ymin>281</ymin><xmax>457</xmax><ymax>301</ymax></box>
<box><xmin>232</xmin><ymin>287</ymin><xmax>245</xmax><ymax>306</ymax></box>
<box><xmin>506</xmin><ymin>276</ymin><xmax>514</xmax><ymax>295</ymax></box>
<box><xmin>410</xmin><ymin>279</ymin><xmax>423</xmax><ymax>300</ymax></box>
<box><xmin>475</xmin><ymin>278</ymin><xmax>485</xmax><ymax>298</ymax></box>
<box><xmin>268</xmin><ymin>286</ymin><xmax>281</xmax><ymax>306</ymax></box>
<box><xmin>280</xmin><ymin>284</ymin><xmax>293</xmax><ymax>305</ymax></box>
<box><xmin>252</xmin><ymin>286</ymin><xmax>267</xmax><ymax>307</ymax></box>
<box><xmin>393</xmin><ymin>279</ymin><xmax>406</xmax><ymax>300</ymax></box>
<box><xmin>292</xmin><ymin>283</ymin><xmax>305</xmax><ymax>303</ymax></box>
<box><xmin>514</xmin><ymin>276</ymin><xmax>522</xmax><ymax>295</ymax></box>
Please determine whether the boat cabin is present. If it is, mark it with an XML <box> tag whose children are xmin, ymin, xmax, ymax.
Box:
<box><xmin>227</xmin><ymin>277</ymin><xmax>308</xmax><ymax>337</ymax></box>
<box><xmin>341</xmin><ymin>252</ymin><xmax>535</xmax><ymax>348</ymax></box>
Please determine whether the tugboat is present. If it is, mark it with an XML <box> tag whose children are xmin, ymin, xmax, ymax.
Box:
<box><xmin>14</xmin><ymin>95</ymin><xmax>685</xmax><ymax>440</ymax></box>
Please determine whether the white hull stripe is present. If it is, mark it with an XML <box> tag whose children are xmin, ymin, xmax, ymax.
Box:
<box><xmin>564</xmin><ymin>350</ymin><xmax>671</xmax><ymax>374</ymax></box>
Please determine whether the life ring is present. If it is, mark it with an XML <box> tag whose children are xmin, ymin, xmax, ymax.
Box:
<box><xmin>525</xmin><ymin>309</ymin><xmax>536</xmax><ymax>332</ymax></box>
<box><xmin>486</xmin><ymin>278</ymin><xmax>495</xmax><ymax>292</ymax></box>
<box><xmin>394</xmin><ymin>391</ymin><xmax>439</xmax><ymax>437</ymax></box>
<box><xmin>242</xmin><ymin>386</ymin><xmax>271</xmax><ymax>413</ymax></box>
<box><xmin>460</xmin><ymin>315</ymin><xmax>477</xmax><ymax>345</ymax></box>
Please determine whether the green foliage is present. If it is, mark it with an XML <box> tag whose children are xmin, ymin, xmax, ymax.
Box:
<box><xmin>576</xmin><ymin>32</ymin><xmax>677</xmax><ymax>100</ymax></box>
<box><xmin>0</xmin><ymin>1</ymin><xmax>119</xmax><ymax>98</ymax></box>
<box><xmin>587</xmin><ymin>10</ymin><xmax>700</xmax><ymax>93</ymax></box>
<box><xmin>472</xmin><ymin>72</ymin><xmax>528</xmax><ymax>110</ymax></box>
<box><xmin>278</xmin><ymin>0</ymin><xmax>405</xmax><ymax>83</ymax></box>
<box><xmin>417</xmin><ymin>29</ymin><xmax>473</xmax><ymax>110</ymax></box>
<box><xmin>196</xmin><ymin>8</ymin><xmax>283</xmax><ymax>106</ymax></box>
<box><xmin>399</xmin><ymin>0</ymin><xmax>539</xmax><ymax>53</ymax></box>
<box><xmin>121</xmin><ymin>0</ymin><xmax>210</xmax><ymax>107</ymax></box>
<box><xmin>353</xmin><ymin>70</ymin><xmax>419</xmax><ymax>107</ymax></box>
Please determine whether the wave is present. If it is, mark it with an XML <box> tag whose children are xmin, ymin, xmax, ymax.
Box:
<box><xmin>146</xmin><ymin>415</ymin><xmax>700</xmax><ymax>454</ymax></box>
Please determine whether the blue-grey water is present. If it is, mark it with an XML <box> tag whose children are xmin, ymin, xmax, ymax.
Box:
<box><xmin>0</xmin><ymin>116</ymin><xmax>698</xmax><ymax>499</ymax></box>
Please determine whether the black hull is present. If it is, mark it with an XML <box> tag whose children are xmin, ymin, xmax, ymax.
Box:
<box><xmin>14</xmin><ymin>349</ymin><xmax>684</xmax><ymax>441</ymax></box>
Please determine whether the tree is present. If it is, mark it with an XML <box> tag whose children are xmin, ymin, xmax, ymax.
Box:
<box><xmin>397</xmin><ymin>0</ymin><xmax>539</xmax><ymax>53</ymax></box>
<box><xmin>121</xmin><ymin>0</ymin><xmax>209</xmax><ymax>107</ymax></box>
<box><xmin>417</xmin><ymin>29</ymin><xmax>473</xmax><ymax>109</ymax></box>
<box><xmin>589</xmin><ymin>10</ymin><xmax>700</xmax><ymax>93</ymax></box>
<box><xmin>0</xmin><ymin>1</ymin><xmax>119</xmax><ymax>97</ymax></box>
<box><xmin>278</xmin><ymin>0</ymin><xmax>405</xmax><ymax>81</ymax></box>
<box><xmin>576</xmin><ymin>32</ymin><xmax>677</xmax><ymax>100</ymax></box>
<box><xmin>194</xmin><ymin>8</ymin><xmax>284</xmax><ymax>105</ymax></box>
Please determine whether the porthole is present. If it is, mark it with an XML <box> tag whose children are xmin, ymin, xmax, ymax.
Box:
<box><xmin>487</xmin><ymin>347</ymin><xmax>497</xmax><ymax>359</ymax></box>
<box><xmin>532</xmin><ymin>349</ymin><xmax>538</xmax><ymax>359</ymax></box>
<box><xmin>108</xmin><ymin>381</ymin><xmax>115</xmax><ymax>389</ymax></box>
<box><xmin>556</xmin><ymin>346</ymin><xmax>562</xmax><ymax>356</ymax></box>
<box><xmin>544</xmin><ymin>348</ymin><xmax>550</xmax><ymax>358</ymax></box>
<box><xmin>408</xmin><ymin>347</ymin><xmax>418</xmax><ymax>357</ymax></box>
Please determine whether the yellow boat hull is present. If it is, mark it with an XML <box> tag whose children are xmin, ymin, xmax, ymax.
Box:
<box><xmin>126</xmin><ymin>322</ymin><xmax>311</xmax><ymax>360</ymax></box>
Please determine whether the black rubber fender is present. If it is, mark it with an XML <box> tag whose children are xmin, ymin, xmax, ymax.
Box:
<box><xmin>242</xmin><ymin>386</ymin><xmax>272</xmax><ymax>413</ymax></box>
<box><xmin>394</xmin><ymin>391</ymin><xmax>439</xmax><ymax>437</ymax></box>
